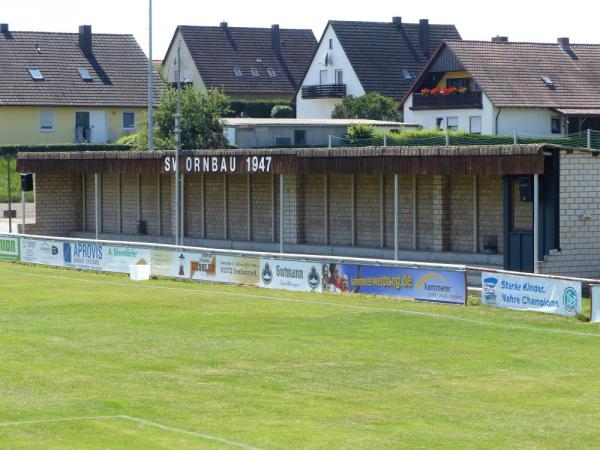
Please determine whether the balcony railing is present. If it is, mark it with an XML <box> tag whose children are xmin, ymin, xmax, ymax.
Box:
<box><xmin>411</xmin><ymin>91</ymin><xmax>482</xmax><ymax>110</ymax></box>
<box><xmin>301</xmin><ymin>84</ymin><xmax>347</xmax><ymax>99</ymax></box>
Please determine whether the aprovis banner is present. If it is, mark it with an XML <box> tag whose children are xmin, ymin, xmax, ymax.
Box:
<box><xmin>481</xmin><ymin>272</ymin><xmax>581</xmax><ymax>317</ymax></box>
<box><xmin>321</xmin><ymin>263</ymin><xmax>466</xmax><ymax>304</ymax></box>
<box><xmin>259</xmin><ymin>259</ymin><xmax>322</xmax><ymax>292</ymax></box>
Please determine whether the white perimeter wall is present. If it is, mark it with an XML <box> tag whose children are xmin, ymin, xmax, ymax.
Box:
<box><xmin>296</xmin><ymin>25</ymin><xmax>365</xmax><ymax>119</ymax></box>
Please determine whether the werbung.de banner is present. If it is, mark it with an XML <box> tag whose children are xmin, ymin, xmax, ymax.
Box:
<box><xmin>481</xmin><ymin>272</ymin><xmax>581</xmax><ymax>317</ymax></box>
<box><xmin>322</xmin><ymin>263</ymin><xmax>466</xmax><ymax>304</ymax></box>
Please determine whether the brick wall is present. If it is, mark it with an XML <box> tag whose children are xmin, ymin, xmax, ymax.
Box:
<box><xmin>121</xmin><ymin>175</ymin><xmax>138</xmax><ymax>234</ymax></box>
<box><xmin>478</xmin><ymin>176</ymin><xmax>503</xmax><ymax>254</ymax></box>
<box><xmin>204</xmin><ymin>174</ymin><xmax>225</xmax><ymax>239</ymax></box>
<box><xmin>28</xmin><ymin>173</ymin><xmax>82</xmax><ymax>236</ymax></box>
<box><xmin>539</xmin><ymin>152</ymin><xmax>600</xmax><ymax>278</ymax></box>
<box><xmin>302</xmin><ymin>174</ymin><xmax>325</xmax><ymax>245</ymax></box>
<box><xmin>328</xmin><ymin>174</ymin><xmax>352</xmax><ymax>246</ymax></box>
<box><xmin>252</xmin><ymin>174</ymin><xmax>275</xmax><ymax>242</ymax></box>
<box><xmin>227</xmin><ymin>175</ymin><xmax>248</xmax><ymax>241</ymax></box>
<box><xmin>140</xmin><ymin>174</ymin><xmax>160</xmax><ymax>236</ymax></box>
<box><xmin>449</xmin><ymin>176</ymin><xmax>474</xmax><ymax>253</ymax></box>
<box><xmin>101</xmin><ymin>174</ymin><xmax>119</xmax><ymax>233</ymax></box>
<box><xmin>416</xmin><ymin>175</ymin><xmax>434</xmax><ymax>251</ymax></box>
<box><xmin>383</xmin><ymin>175</ymin><xmax>414</xmax><ymax>250</ymax></box>
<box><xmin>160</xmin><ymin>174</ymin><xmax>172</xmax><ymax>237</ymax></box>
<box><xmin>355</xmin><ymin>175</ymin><xmax>380</xmax><ymax>247</ymax></box>
<box><xmin>184</xmin><ymin>175</ymin><xmax>203</xmax><ymax>238</ymax></box>
<box><xmin>283</xmin><ymin>175</ymin><xmax>303</xmax><ymax>244</ymax></box>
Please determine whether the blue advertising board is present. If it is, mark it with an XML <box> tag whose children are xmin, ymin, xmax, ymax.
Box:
<box><xmin>322</xmin><ymin>263</ymin><xmax>466</xmax><ymax>304</ymax></box>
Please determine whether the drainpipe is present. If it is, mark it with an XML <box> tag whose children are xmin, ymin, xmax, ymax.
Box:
<box><xmin>495</xmin><ymin>107</ymin><xmax>502</xmax><ymax>135</ymax></box>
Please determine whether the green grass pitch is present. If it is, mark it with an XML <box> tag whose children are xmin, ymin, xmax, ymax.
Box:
<box><xmin>1</xmin><ymin>261</ymin><xmax>600</xmax><ymax>449</ymax></box>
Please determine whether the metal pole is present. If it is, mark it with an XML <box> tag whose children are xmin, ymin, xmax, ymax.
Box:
<box><xmin>324</xmin><ymin>174</ymin><xmax>329</xmax><ymax>245</ymax></box>
<box><xmin>147</xmin><ymin>0</ymin><xmax>154</xmax><ymax>152</ymax></box>
<box><xmin>117</xmin><ymin>174</ymin><xmax>122</xmax><ymax>233</ymax></box>
<box><xmin>445</xmin><ymin>129</ymin><xmax>449</xmax><ymax>147</ymax></box>
<box><xmin>328</xmin><ymin>135</ymin><xmax>332</xmax><ymax>149</ymax></box>
<box><xmin>513</xmin><ymin>129</ymin><xmax>517</xmax><ymax>145</ymax></box>
<box><xmin>94</xmin><ymin>173</ymin><xmax>99</xmax><ymax>240</ymax></box>
<box><xmin>588</xmin><ymin>128</ymin><xmax>592</xmax><ymax>149</ymax></box>
<box><xmin>21</xmin><ymin>190</ymin><xmax>25</xmax><ymax>235</ymax></box>
<box><xmin>7</xmin><ymin>156</ymin><xmax>12</xmax><ymax>233</ymax></box>
<box><xmin>473</xmin><ymin>176</ymin><xmax>479</xmax><ymax>253</ymax></box>
<box><xmin>379</xmin><ymin>174</ymin><xmax>384</xmax><ymax>248</ymax></box>
<box><xmin>223</xmin><ymin>174</ymin><xmax>228</xmax><ymax>240</ymax></box>
<box><xmin>174</xmin><ymin>39</ymin><xmax>182</xmax><ymax>246</ymax></box>
<box><xmin>202</xmin><ymin>173</ymin><xmax>206</xmax><ymax>239</ymax></box>
<box><xmin>351</xmin><ymin>174</ymin><xmax>356</xmax><ymax>246</ymax></box>
<box><xmin>271</xmin><ymin>173</ymin><xmax>276</xmax><ymax>243</ymax></box>
<box><xmin>533</xmin><ymin>174</ymin><xmax>540</xmax><ymax>274</ymax></box>
<box><xmin>280</xmin><ymin>174</ymin><xmax>284</xmax><ymax>253</ymax></box>
<box><xmin>412</xmin><ymin>174</ymin><xmax>417</xmax><ymax>250</ymax></box>
<box><xmin>247</xmin><ymin>174</ymin><xmax>252</xmax><ymax>241</ymax></box>
<box><xmin>383</xmin><ymin>132</ymin><xmax>387</xmax><ymax>147</ymax></box>
<box><xmin>82</xmin><ymin>174</ymin><xmax>87</xmax><ymax>232</ymax></box>
<box><xmin>157</xmin><ymin>174</ymin><xmax>161</xmax><ymax>235</ymax></box>
<box><xmin>394</xmin><ymin>174</ymin><xmax>398</xmax><ymax>260</ymax></box>
<box><xmin>180</xmin><ymin>174</ymin><xmax>185</xmax><ymax>245</ymax></box>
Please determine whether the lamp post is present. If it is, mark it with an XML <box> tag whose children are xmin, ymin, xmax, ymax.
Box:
<box><xmin>174</xmin><ymin>40</ymin><xmax>182</xmax><ymax>246</ymax></box>
<box><xmin>147</xmin><ymin>0</ymin><xmax>154</xmax><ymax>152</ymax></box>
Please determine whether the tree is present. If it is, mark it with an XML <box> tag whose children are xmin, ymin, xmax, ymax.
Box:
<box><xmin>153</xmin><ymin>86</ymin><xmax>231</xmax><ymax>149</ymax></box>
<box><xmin>331</xmin><ymin>92</ymin><xmax>401</xmax><ymax>121</ymax></box>
<box><xmin>346</xmin><ymin>124</ymin><xmax>375</xmax><ymax>140</ymax></box>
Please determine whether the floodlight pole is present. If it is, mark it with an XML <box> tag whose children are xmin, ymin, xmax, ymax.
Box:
<box><xmin>147</xmin><ymin>0</ymin><xmax>154</xmax><ymax>152</ymax></box>
<box><xmin>174</xmin><ymin>39</ymin><xmax>182</xmax><ymax>246</ymax></box>
<box><xmin>7</xmin><ymin>156</ymin><xmax>12</xmax><ymax>233</ymax></box>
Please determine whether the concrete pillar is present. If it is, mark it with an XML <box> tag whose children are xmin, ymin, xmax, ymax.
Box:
<box><xmin>431</xmin><ymin>175</ymin><xmax>451</xmax><ymax>252</ymax></box>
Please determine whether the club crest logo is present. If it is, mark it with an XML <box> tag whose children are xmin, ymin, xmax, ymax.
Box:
<box><xmin>262</xmin><ymin>263</ymin><xmax>273</xmax><ymax>285</ymax></box>
<box><xmin>308</xmin><ymin>266</ymin><xmax>320</xmax><ymax>291</ymax></box>
<box><xmin>563</xmin><ymin>287</ymin><xmax>578</xmax><ymax>311</ymax></box>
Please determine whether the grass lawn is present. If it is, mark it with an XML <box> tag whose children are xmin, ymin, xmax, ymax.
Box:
<box><xmin>1</xmin><ymin>261</ymin><xmax>600</xmax><ymax>449</ymax></box>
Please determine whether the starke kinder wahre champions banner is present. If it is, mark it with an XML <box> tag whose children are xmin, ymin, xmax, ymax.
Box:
<box><xmin>481</xmin><ymin>271</ymin><xmax>581</xmax><ymax>317</ymax></box>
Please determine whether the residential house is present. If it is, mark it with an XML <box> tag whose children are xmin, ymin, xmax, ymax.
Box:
<box><xmin>162</xmin><ymin>23</ymin><xmax>317</xmax><ymax>102</ymax></box>
<box><xmin>0</xmin><ymin>24</ymin><xmax>160</xmax><ymax>145</ymax></box>
<box><xmin>296</xmin><ymin>18</ymin><xmax>461</xmax><ymax>119</ymax></box>
<box><xmin>222</xmin><ymin>118</ymin><xmax>418</xmax><ymax>148</ymax></box>
<box><xmin>402</xmin><ymin>37</ymin><xmax>600</xmax><ymax>136</ymax></box>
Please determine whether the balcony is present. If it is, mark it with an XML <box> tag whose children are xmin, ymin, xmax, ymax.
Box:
<box><xmin>410</xmin><ymin>91</ymin><xmax>482</xmax><ymax>110</ymax></box>
<box><xmin>301</xmin><ymin>84</ymin><xmax>347</xmax><ymax>99</ymax></box>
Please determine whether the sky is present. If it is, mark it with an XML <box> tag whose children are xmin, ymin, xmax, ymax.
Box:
<box><xmin>3</xmin><ymin>0</ymin><xmax>599</xmax><ymax>59</ymax></box>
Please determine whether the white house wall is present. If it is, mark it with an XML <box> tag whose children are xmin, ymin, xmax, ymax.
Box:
<box><xmin>163</xmin><ymin>31</ymin><xmax>207</xmax><ymax>92</ymax></box>
<box><xmin>496</xmin><ymin>108</ymin><xmax>560</xmax><ymax>137</ymax></box>
<box><xmin>296</xmin><ymin>25</ymin><xmax>365</xmax><ymax>119</ymax></box>
<box><xmin>403</xmin><ymin>92</ymin><xmax>496</xmax><ymax>134</ymax></box>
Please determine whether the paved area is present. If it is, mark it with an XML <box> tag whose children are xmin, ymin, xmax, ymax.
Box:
<box><xmin>0</xmin><ymin>202</ymin><xmax>35</xmax><ymax>234</ymax></box>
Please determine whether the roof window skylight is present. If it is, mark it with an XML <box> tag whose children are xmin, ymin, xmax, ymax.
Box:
<box><xmin>402</xmin><ymin>69</ymin><xmax>412</xmax><ymax>80</ymax></box>
<box><xmin>542</xmin><ymin>76</ymin><xmax>555</xmax><ymax>88</ymax></box>
<box><xmin>250</xmin><ymin>68</ymin><xmax>260</xmax><ymax>78</ymax></box>
<box><xmin>233</xmin><ymin>67</ymin><xmax>242</xmax><ymax>77</ymax></box>
<box><xmin>267</xmin><ymin>68</ymin><xmax>276</xmax><ymax>78</ymax></box>
<box><xmin>78</xmin><ymin>68</ymin><xmax>92</xmax><ymax>81</ymax></box>
<box><xmin>28</xmin><ymin>68</ymin><xmax>44</xmax><ymax>80</ymax></box>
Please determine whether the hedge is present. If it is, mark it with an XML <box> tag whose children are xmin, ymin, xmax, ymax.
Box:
<box><xmin>226</xmin><ymin>100</ymin><xmax>294</xmax><ymax>118</ymax></box>
<box><xmin>0</xmin><ymin>143</ymin><xmax>133</xmax><ymax>157</ymax></box>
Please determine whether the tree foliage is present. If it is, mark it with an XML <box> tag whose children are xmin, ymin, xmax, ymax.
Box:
<box><xmin>331</xmin><ymin>92</ymin><xmax>401</xmax><ymax>121</ymax></box>
<box><xmin>271</xmin><ymin>104</ymin><xmax>295</xmax><ymax>118</ymax></box>
<box><xmin>345</xmin><ymin>124</ymin><xmax>375</xmax><ymax>140</ymax></box>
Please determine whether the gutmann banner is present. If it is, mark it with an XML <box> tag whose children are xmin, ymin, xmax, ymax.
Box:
<box><xmin>259</xmin><ymin>259</ymin><xmax>322</xmax><ymax>292</ymax></box>
<box><xmin>481</xmin><ymin>272</ymin><xmax>581</xmax><ymax>317</ymax></box>
<box><xmin>321</xmin><ymin>263</ymin><xmax>466</xmax><ymax>304</ymax></box>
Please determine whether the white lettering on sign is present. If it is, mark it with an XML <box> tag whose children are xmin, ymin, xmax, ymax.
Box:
<box><xmin>163</xmin><ymin>156</ymin><xmax>272</xmax><ymax>174</ymax></box>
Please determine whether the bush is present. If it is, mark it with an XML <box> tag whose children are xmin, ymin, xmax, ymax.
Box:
<box><xmin>227</xmin><ymin>100</ymin><xmax>293</xmax><ymax>118</ymax></box>
<box><xmin>346</xmin><ymin>124</ymin><xmax>375</xmax><ymax>140</ymax></box>
<box><xmin>332</xmin><ymin>92</ymin><xmax>401</xmax><ymax>121</ymax></box>
<box><xmin>0</xmin><ymin>143</ymin><xmax>133</xmax><ymax>157</ymax></box>
<box><xmin>115</xmin><ymin>133</ymin><xmax>138</xmax><ymax>146</ymax></box>
<box><xmin>271</xmin><ymin>104</ymin><xmax>295</xmax><ymax>118</ymax></box>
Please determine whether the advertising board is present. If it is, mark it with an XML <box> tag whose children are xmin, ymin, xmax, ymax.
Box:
<box><xmin>0</xmin><ymin>236</ymin><xmax>19</xmax><ymax>261</ymax></box>
<box><xmin>481</xmin><ymin>272</ymin><xmax>581</xmax><ymax>317</ymax></box>
<box><xmin>20</xmin><ymin>238</ymin><xmax>64</xmax><ymax>267</ymax></box>
<box><xmin>63</xmin><ymin>241</ymin><xmax>103</xmax><ymax>271</ymax></box>
<box><xmin>322</xmin><ymin>263</ymin><xmax>466</xmax><ymax>304</ymax></box>
<box><xmin>102</xmin><ymin>246</ymin><xmax>151</xmax><ymax>274</ymax></box>
<box><xmin>259</xmin><ymin>259</ymin><xmax>322</xmax><ymax>292</ymax></box>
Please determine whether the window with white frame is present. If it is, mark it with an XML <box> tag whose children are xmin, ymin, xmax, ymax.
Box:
<box><xmin>446</xmin><ymin>116</ymin><xmax>459</xmax><ymax>131</ymax></box>
<box><xmin>329</xmin><ymin>38</ymin><xmax>333</xmax><ymax>49</ymax></box>
<box><xmin>122</xmin><ymin>112</ymin><xmax>135</xmax><ymax>130</ymax></box>
<box><xmin>469</xmin><ymin>116</ymin><xmax>482</xmax><ymax>134</ymax></box>
<box><xmin>40</xmin><ymin>109</ymin><xmax>55</xmax><ymax>132</ymax></box>
<box><xmin>319</xmin><ymin>70</ymin><xmax>328</xmax><ymax>85</ymax></box>
<box><xmin>335</xmin><ymin>69</ymin><xmax>344</xmax><ymax>84</ymax></box>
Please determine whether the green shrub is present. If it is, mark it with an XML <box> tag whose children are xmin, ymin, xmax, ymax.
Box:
<box><xmin>346</xmin><ymin>124</ymin><xmax>375</xmax><ymax>140</ymax></box>
<box><xmin>227</xmin><ymin>100</ymin><xmax>292</xmax><ymax>118</ymax></box>
<box><xmin>271</xmin><ymin>104</ymin><xmax>295</xmax><ymax>118</ymax></box>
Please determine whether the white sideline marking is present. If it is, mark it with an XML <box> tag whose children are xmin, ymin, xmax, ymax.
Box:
<box><xmin>2</xmin><ymin>267</ymin><xmax>600</xmax><ymax>339</ymax></box>
<box><xmin>0</xmin><ymin>414</ymin><xmax>260</xmax><ymax>449</ymax></box>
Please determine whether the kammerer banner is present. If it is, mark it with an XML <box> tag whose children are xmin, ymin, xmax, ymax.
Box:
<box><xmin>322</xmin><ymin>263</ymin><xmax>466</xmax><ymax>304</ymax></box>
<box><xmin>0</xmin><ymin>236</ymin><xmax>19</xmax><ymax>261</ymax></box>
<box><xmin>259</xmin><ymin>259</ymin><xmax>322</xmax><ymax>292</ymax></box>
<box><xmin>481</xmin><ymin>272</ymin><xmax>581</xmax><ymax>317</ymax></box>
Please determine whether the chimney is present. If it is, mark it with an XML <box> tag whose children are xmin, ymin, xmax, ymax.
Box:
<box><xmin>0</xmin><ymin>23</ymin><xmax>8</xmax><ymax>33</ymax></box>
<box><xmin>392</xmin><ymin>17</ymin><xmax>402</xmax><ymax>26</ymax></box>
<box><xmin>271</xmin><ymin>24</ymin><xmax>280</xmax><ymax>53</ymax></box>
<box><xmin>419</xmin><ymin>19</ymin><xmax>429</xmax><ymax>56</ymax></box>
<box><xmin>558</xmin><ymin>37</ymin><xmax>570</xmax><ymax>48</ymax></box>
<box><xmin>491</xmin><ymin>36</ymin><xmax>509</xmax><ymax>43</ymax></box>
<box><xmin>78</xmin><ymin>25</ymin><xmax>92</xmax><ymax>56</ymax></box>
<box><xmin>220</xmin><ymin>21</ymin><xmax>228</xmax><ymax>31</ymax></box>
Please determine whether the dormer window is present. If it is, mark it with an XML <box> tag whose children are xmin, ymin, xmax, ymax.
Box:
<box><xmin>28</xmin><ymin>68</ymin><xmax>44</xmax><ymax>80</ymax></box>
<box><xmin>250</xmin><ymin>68</ymin><xmax>259</xmax><ymax>78</ymax></box>
<box><xmin>78</xmin><ymin>68</ymin><xmax>92</xmax><ymax>81</ymax></box>
<box><xmin>233</xmin><ymin>67</ymin><xmax>242</xmax><ymax>77</ymax></box>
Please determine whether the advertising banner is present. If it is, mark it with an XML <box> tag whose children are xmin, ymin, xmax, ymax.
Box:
<box><xmin>102</xmin><ymin>246</ymin><xmax>151</xmax><ymax>274</ymax></box>
<box><xmin>590</xmin><ymin>285</ymin><xmax>600</xmax><ymax>323</ymax></box>
<box><xmin>20</xmin><ymin>238</ymin><xmax>64</xmax><ymax>267</ymax></box>
<box><xmin>0</xmin><ymin>236</ymin><xmax>19</xmax><ymax>261</ymax></box>
<box><xmin>62</xmin><ymin>241</ymin><xmax>103</xmax><ymax>271</ymax></box>
<box><xmin>259</xmin><ymin>259</ymin><xmax>322</xmax><ymax>292</ymax></box>
<box><xmin>481</xmin><ymin>272</ymin><xmax>581</xmax><ymax>317</ymax></box>
<box><xmin>322</xmin><ymin>263</ymin><xmax>466</xmax><ymax>304</ymax></box>
<box><xmin>150</xmin><ymin>250</ymin><xmax>260</xmax><ymax>286</ymax></box>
